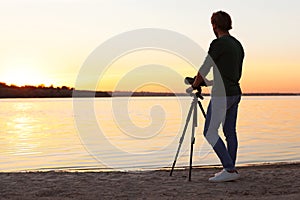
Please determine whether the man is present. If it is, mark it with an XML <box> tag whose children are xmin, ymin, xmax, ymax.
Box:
<box><xmin>191</xmin><ymin>11</ymin><xmax>244</xmax><ymax>182</ymax></box>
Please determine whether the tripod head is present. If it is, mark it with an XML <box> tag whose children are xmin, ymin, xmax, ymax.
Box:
<box><xmin>185</xmin><ymin>83</ymin><xmax>204</xmax><ymax>100</ymax></box>
<box><xmin>184</xmin><ymin>76</ymin><xmax>205</xmax><ymax>100</ymax></box>
<box><xmin>195</xmin><ymin>91</ymin><xmax>204</xmax><ymax>100</ymax></box>
<box><xmin>187</xmin><ymin>89</ymin><xmax>204</xmax><ymax>100</ymax></box>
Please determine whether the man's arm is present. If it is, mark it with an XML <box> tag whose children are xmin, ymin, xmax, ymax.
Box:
<box><xmin>192</xmin><ymin>39</ymin><xmax>221</xmax><ymax>88</ymax></box>
<box><xmin>192</xmin><ymin>72</ymin><xmax>204</xmax><ymax>89</ymax></box>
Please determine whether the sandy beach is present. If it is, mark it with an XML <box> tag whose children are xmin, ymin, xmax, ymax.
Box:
<box><xmin>0</xmin><ymin>162</ymin><xmax>299</xmax><ymax>200</ymax></box>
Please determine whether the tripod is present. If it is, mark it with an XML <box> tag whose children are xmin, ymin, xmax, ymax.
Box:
<box><xmin>169</xmin><ymin>91</ymin><xmax>206</xmax><ymax>181</ymax></box>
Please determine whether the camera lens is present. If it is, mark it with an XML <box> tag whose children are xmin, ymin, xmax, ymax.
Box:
<box><xmin>184</xmin><ymin>77</ymin><xmax>195</xmax><ymax>85</ymax></box>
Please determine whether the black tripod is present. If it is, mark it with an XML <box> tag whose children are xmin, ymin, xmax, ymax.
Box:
<box><xmin>169</xmin><ymin>91</ymin><xmax>206</xmax><ymax>181</ymax></box>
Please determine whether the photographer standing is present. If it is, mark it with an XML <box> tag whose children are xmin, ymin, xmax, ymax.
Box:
<box><xmin>191</xmin><ymin>11</ymin><xmax>244</xmax><ymax>182</ymax></box>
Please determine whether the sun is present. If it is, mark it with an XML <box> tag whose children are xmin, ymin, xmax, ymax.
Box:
<box><xmin>1</xmin><ymin>63</ymin><xmax>49</xmax><ymax>87</ymax></box>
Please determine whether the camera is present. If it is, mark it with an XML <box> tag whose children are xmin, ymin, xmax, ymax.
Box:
<box><xmin>184</xmin><ymin>76</ymin><xmax>207</xmax><ymax>93</ymax></box>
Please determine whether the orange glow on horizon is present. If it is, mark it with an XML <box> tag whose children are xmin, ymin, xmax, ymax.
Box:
<box><xmin>1</xmin><ymin>52</ymin><xmax>299</xmax><ymax>93</ymax></box>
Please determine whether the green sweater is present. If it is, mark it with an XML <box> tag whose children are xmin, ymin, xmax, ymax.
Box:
<box><xmin>199</xmin><ymin>35</ymin><xmax>244</xmax><ymax>96</ymax></box>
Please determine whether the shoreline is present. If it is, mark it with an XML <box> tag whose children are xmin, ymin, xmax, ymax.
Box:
<box><xmin>2</xmin><ymin>161</ymin><xmax>299</xmax><ymax>173</ymax></box>
<box><xmin>1</xmin><ymin>162</ymin><xmax>299</xmax><ymax>199</ymax></box>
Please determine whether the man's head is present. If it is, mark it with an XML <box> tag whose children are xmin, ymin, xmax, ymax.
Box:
<box><xmin>211</xmin><ymin>11</ymin><xmax>232</xmax><ymax>38</ymax></box>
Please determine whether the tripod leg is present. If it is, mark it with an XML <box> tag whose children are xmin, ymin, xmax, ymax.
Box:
<box><xmin>189</xmin><ymin>141</ymin><xmax>195</xmax><ymax>181</ymax></box>
<box><xmin>189</xmin><ymin>98</ymin><xmax>198</xmax><ymax>181</ymax></box>
<box><xmin>170</xmin><ymin>99</ymin><xmax>195</xmax><ymax>176</ymax></box>
<box><xmin>197</xmin><ymin>101</ymin><xmax>206</xmax><ymax>118</ymax></box>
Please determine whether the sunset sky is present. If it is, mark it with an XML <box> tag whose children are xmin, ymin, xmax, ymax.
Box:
<box><xmin>0</xmin><ymin>0</ymin><xmax>299</xmax><ymax>93</ymax></box>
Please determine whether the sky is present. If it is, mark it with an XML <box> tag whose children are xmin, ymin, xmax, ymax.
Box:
<box><xmin>0</xmin><ymin>0</ymin><xmax>299</xmax><ymax>93</ymax></box>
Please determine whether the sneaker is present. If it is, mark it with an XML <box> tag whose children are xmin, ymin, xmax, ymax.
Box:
<box><xmin>209</xmin><ymin>170</ymin><xmax>240</xmax><ymax>182</ymax></box>
<box><xmin>214</xmin><ymin>169</ymin><xmax>225</xmax><ymax>176</ymax></box>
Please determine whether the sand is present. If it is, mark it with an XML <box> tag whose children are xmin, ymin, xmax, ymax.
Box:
<box><xmin>0</xmin><ymin>163</ymin><xmax>299</xmax><ymax>200</ymax></box>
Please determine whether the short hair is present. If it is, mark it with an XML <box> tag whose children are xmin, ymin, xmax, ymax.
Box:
<box><xmin>211</xmin><ymin>11</ymin><xmax>232</xmax><ymax>31</ymax></box>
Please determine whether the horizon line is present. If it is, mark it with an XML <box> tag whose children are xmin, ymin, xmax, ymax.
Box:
<box><xmin>1</xmin><ymin>82</ymin><xmax>300</xmax><ymax>95</ymax></box>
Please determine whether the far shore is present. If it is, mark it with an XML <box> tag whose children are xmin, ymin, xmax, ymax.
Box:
<box><xmin>1</xmin><ymin>82</ymin><xmax>300</xmax><ymax>98</ymax></box>
<box><xmin>1</xmin><ymin>162</ymin><xmax>299</xmax><ymax>199</ymax></box>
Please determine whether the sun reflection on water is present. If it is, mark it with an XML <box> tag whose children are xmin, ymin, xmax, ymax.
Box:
<box><xmin>7</xmin><ymin>103</ymin><xmax>41</xmax><ymax>156</ymax></box>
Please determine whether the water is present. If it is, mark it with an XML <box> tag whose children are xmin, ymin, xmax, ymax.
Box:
<box><xmin>0</xmin><ymin>96</ymin><xmax>299</xmax><ymax>172</ymax></box>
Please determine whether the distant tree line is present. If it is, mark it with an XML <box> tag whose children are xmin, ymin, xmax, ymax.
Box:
<box><xmin>0</xmin><ymin>82</ymin><xmax>77</xmax><ymax>98</ymax></box>
<box><xmin>0</xmin><ymin>82</ymin><xmax>181</xmax><ymax>98</ymax></box>
<box><xmin>2</xmin><ymin>82</ymin><xmax>296</xmax><ymax>98</ymax></box>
